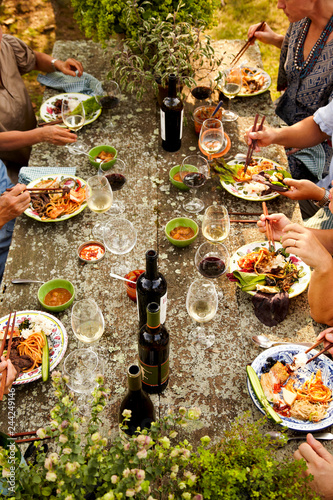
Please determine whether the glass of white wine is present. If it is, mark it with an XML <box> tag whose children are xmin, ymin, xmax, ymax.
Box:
<box><xmin>199</xmin><ymin>118</ymin><xmax>225</xmax><ymax>162</ymax></box>
<box><xmin>86</xmin><ymin>175</ymin><xmax>113</xmax><ymax>240</ymax></box>
<box><xmin>220</xmin><ymin>67</ymin><xmax>242</xmax><ymax>121</ymax></box>
<box><xmin>71</xmin><ymin>298</ymin><xmax>105</xmax><ymax>346</ymax></box>
<box><xmin>202</xmin><ymin>204</ymin><xmax>230</xmax><ymax>243</ymax></box>
<box><xmin>61</xmin><ymin>97</ymin><xmax>85</xmax><ymax>132</ymax></box>
<box><xmin>186</xmin><ymin>278</ymin><xmax>218</xmax><ymax>349</ymax></box>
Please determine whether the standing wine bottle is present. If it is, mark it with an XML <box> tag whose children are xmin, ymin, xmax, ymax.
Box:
<box><xmin>138</xmin><ymin>302</ymin><xmax>169</xmax><ymax>394</ymax></box>
<box><xmin>160</xmin><ymin>74</ymin><xmax>183</xmax><ymax>152</ymax></box>
<box><xmin>119</xmin><ymin>364</ymin><xmax>156</xmax><ymax>436</ymax></box>
<box><xmin>136</xmin><ymin>249</ymin><xmax>167</xmax><ymax>328</ymax></box>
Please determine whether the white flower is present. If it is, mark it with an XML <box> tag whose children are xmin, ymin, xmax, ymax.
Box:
<box><xmin>73</xmin><ymin>422</ymin><xmax>79</xmax><ymax>432</ymax></box>
<box><xmin>102</xmin><ymin>493</ymin><xmax>115</xmax><ymax>500</ymax></box>
<box><xmin>111</xmin><ymin>475</ymin><xmax>118</xmax><ymax>484</ymax></box>
<box><xmin>169</xmin><ymin>430</ymin><xmax>178</xmax><ymax>439</ymax></box>
<box><xmin>44</xmin><ymin>457</ymin><xmax>53</xmax><ymax>470</ymax></box>
<box><xmin>123</xmin><ymin>468</ymin><xmax>131</xmax><ymax>478</ymax></box>
<box><xmin>50</xmin><ymin>420</ymin><xmax>59</xmax><ymax>428</ymax></box>
<box><xmin>178</xmin><ymin>481</ymin><xmax>186</xmax><ymax>490</ymax></box>
<box><xmin>137</xmin><ymin>448</ymin><xmax>148</xmax><ymax>459</ymax></box>
<box><xmin>170</xmin><ymin>449</ymin><xmax>179</xmax><ymax>458</ymax></box>
<box><xmin>122</xmin><ymin>409</ymin><xmax>132</xmax><ymax>418</ymax></box>
<box><xmin>125</xmin><ymin>489</ymin><xmax>135</xmax><ymax>497</ymax></box>
<box><xmin>171</xmin><ymin>464</ymin><xmax>179</xmax><ymax>473</ymax></box>
<box><xmin>182</xmin><ymin>493</ymin><xmax>191</xmax><ymax>500</ymax></box>
<box><xmin>91</xmin><ymin>432</ymin><xmax>100</xmax><ymax>442</ymax></box>
<box><xmin>59</xmin><ymin>434</ymin><xmax>68</xmax><ymax>444</ymax></box>
<box><xmin>63</xmin><ymin>447</ymin><xmax>72</xmax><ymax>455</ymax></box>
<box><xmin>159</xmin><ymin>436</ymin><xmax>170</xmax><ymax>449</ymax></box>
<box><xmin>187</xmin><ymin>407</ymin><xmax>201</xmax><ymax>420</ymax></box>
<box><xmin>36</xmin><ymin>428</ymin><xmax>47</xmax><ymax>439</ymax></box>
<box><xmin>46</xmin><ymin>471</ymin><xmax>57</xmax><ymax>482</ymax></box>
<box><xmin>2</xmin><ymin>469</ymin><xmax>10</xmax><ymax>478</ymax></box>
<box><xmin>136</xmin><ymin>469</ymin><xmax>145</xmax><ymax>481</ymax></box>
<box><xmin>123</xmin><ymin>442</ymin><xmax>130</xmax><ymax>451</ymax></box>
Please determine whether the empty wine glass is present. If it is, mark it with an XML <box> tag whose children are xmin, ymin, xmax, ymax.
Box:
<box><xmin>63</xmin><ymin>348</ymin><xmax>104</xmax><ymax>416</ymax></box>
<box><xmin>180</xmin><ymin>154</ymin><xmax>209</xmax><ymax>214</ymax></box>
<box><xmin>219</xmin><ymin>67</ymin><xmax>242</xmax><ymax>121</ymax></box>
<box><xmin>71</xmin><ymin>298</ymin><xmax>105</xmax><ymax>346</ymax></box>
<box><xmin>86</xmin><ymin>175</ymin><xmax>113</xmax><ymax>240</ymax></box>
<box><xmin>186</xmin><ymin>279</ymin><xmax>218</xmax><ymax>348</ymax></box>
<box><xmin>65</xmin><ymin>143</ymin><xmax>107</xmax><ymax>169</ymax></box>
<box><xmin>95</xmin><ymin>80</ymin><xmax>121</xmax><ymax>128</ymax></box>
<box><xmin>103</xmin><ymin>218</ymin><xmax>137</xmax><ymax>275</ymax></box>
<box><xmin>61</xmin><ymin>97</ymin><xmax>85</xmax><ymax>132</ymax></box>
<box><xmin>202</xmin><ymin>205</ymin><xmax>230</xmax><ymax>243</ymax></box>
<box><xmin>199</xmin><ymin>118</ymin><xmax>225</xmax><ymax>162</ymax></box>
<box><xmin>99</xmin><ymin>158</ymin><xmax>127</xmax><ymax>216</ymax></box>
<box><xmin>195</xmin><ymin>241</ymin><xmax>230</xmax><ymax>281</ymax></box>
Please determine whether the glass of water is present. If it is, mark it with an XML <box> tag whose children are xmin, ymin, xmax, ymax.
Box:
<box><xmin>103</xmin><ymin>217</ymin><xmax>137</xmax><ymax>275</ymax></box>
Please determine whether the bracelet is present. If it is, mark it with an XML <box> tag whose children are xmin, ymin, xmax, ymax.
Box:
<box><xmin>313</xmin><ymin>188</ymin><xmax>330</xmax><ymax>207</ymax></box>
<box><xmin>51</xmin><ymin>58</ymin><xmax>58</xmax><ymax>71</ymax></box>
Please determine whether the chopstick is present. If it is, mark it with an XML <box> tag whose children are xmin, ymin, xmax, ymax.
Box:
<box><xmin>262</xmin><ymin>201</ymin><xmax>275</xmax><ymax>250</ymax></box>
<box><xmin>230</xmin><ymin>219</ymin><xmax>258</xmax><ymax>223</ymax></box>
<box><xmin>230</xmin><ymin>21</ymin><xmax>266</xmax><ymax>66</ymax></box>
<box><xmin>38</xmin><ymin>118</ymin><xmax>63</xmax><ymax>127</ymax></box>
<box><xmin>0</xmin><ymin>312</ymin><xmax>16</xmax><ymax>401</ymax></box>
<box><xmin>229</xmin><ymin>211</ymin><xmax>265</xmax><ymax>216</ymax></box>
<box><xmin>0</xmin><ymin>313</ymin><xmax>11</xmax><ymax>358</ymax></box>
<box><xmin>9</xmin><ymin>429</ymin><xmax>52</xmax><ymax>444</ymax></box>
<box><xmin>244</xmin><ymin>115</ymin><xmax>266</xmax><ymax>174</ymax></box>
<box><xmin>306</xmin><ymin>343</ymin><xmax>333</xmax><ymax>365</ymax></box>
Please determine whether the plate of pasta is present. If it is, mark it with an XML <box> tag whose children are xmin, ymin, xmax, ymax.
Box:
<box><xmin>0</xmin><ymin>311</ymin><xmax>68</xmax><ymax>385</ymax></box>
<box><xmin>247</xmin><ymin>345</ymin><xmax>333</xmax><ymax>431</ymax></box>
<box><xmin>239</xmin><ymin>66</ymin><xmax>271</xmax><ymax>96</ymax></box>
<box><xmin>25</xmin><ymin>174</ymin><xmax>87</xmax><ymax>222</ymax></box>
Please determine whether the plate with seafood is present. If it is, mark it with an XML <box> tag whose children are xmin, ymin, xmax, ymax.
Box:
<box><xmin>40</xmin><ymin>93</ymin><xmax>101</xmax><ymax>127</ymax></box>
<box><xmin>239</xmin><ymin>66</ymin><xmax>271</xmax><ymax>96</ymax></box>
<box><xmin>229</xmin><ymin>241</ymin><xmax>311</xmax><ymax>299</ymax></box>
<box><xmin>0</xmin><ymin>310</ymin><xmax>68</xmax><ymax>385</ymax></box>
<box><xmin>219</xmin><ymin>156</ymin><xmax>289</xmax><ymax>201</ymax></box>
<box><xmin>247</xmin><ymin>345</ymin><xmax>333</xmax><ymax>431</ymax></box>
<box><xmin>25</xmin><ymin>175</ymin><xmax>87</xmax><ymax>222</ymax></box>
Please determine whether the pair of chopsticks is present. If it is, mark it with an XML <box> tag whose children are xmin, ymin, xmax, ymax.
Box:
<box><xmin>262</xmin><ymin>201</ymin><xmax>275</xmax><ymax>250</ymax></box>
<box><xmin>37</xmin><ymin>118</ymin><xmax>63</xmax><ymax>127</ymax></box>
<box><xmin>229</xmin><ymin>211</ymin><xmax>268</xmax><ymax>224</ymax></box>
<box><xmin>9</xmin><ymin>430</ymin><xmax>52</xmax><ymax>444</ymax></box>
<box><xmin>230</xmin><ymin>21</ymin><xmax>266</xmax><ymax>66</ymax></box>
<box><xmin>0</xmin><ymin>312</ymin><xmax>16</xmax><ymax>401</ymax></box>
<box><xmin>6</xmin><ymin>187</ymin><xmax>64</xmax><ymax>194</ymax></box>
<box><xmin>305</xmin><ymin>338</ymin><xmax>333</xmax><ymax>365</ymax></box>
<box><xmin>244</xmin><ymin>113</ymin><xmax>266</xmax><ymax>174</ymax></box>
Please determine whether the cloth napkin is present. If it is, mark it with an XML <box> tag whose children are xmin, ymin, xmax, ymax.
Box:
<box><xmin>37</xmin><ymin>71</ymin><xmax>102</xmax><ymax>96</ymax></box>
<box><xmin>18</xmin><ymin>166</ymin><xmax>77</xmax><ymax>185</ymax></box>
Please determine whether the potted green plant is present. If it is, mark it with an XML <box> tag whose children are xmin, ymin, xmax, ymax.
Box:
<box><xmin>108</xmin><ymin>1</ymin><xmax>223</xmax><ymax>102</ymax></box>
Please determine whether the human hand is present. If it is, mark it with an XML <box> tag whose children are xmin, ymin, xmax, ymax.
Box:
<box><xmin>279</xmin><ymin>179</ymin><xmax>325</xmax><ymax>201</ymax></box>
<box><xmin>257</xmin><ymin>213</ymin><xmax>291</xmax><ymax>241</ymax></box>
<box><xmin>0</xmin><ymin>356</ymin><xmax>17</xmax><ymax>395</ymax></box>
<box><xmin>247</xmin><ymin>22</ymin><xmax>282</xmax><ymax>47</ymax></box>
<box><xmin>40</xmin><ymin>126</ymin><xmax>77</xmax><ymax>146</ymax></box>
<box><xmin>315</xmin><ymin>327</ymin><xmax>333</xmax><ymax>356</ymax></box>
<box><xmin>294</xmin><ymin>434</ymin><xmax>333</xmax><ymax>500</ymax></box>
<box><xmin>0</xmin><ymin>184</ymin><xmax>30</xmax><ymax>228</ymax></box>
<box><xmin>55</xmin><ymin>58</ymin><xmax>83</xmax><ymax>77</ymax></box>
<box><xmin>245</xmin><ymin>125</ymin><xmax>278</xmax><ymax>150</ymax></box>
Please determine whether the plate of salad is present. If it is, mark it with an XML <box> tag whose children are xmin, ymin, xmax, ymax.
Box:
<box><xmin>40</xmin><ymin>93</ymin><xmax>101</xmax><ymax>127</ymax></box>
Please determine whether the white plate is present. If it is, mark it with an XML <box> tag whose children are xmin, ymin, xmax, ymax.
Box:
<box><xmin>220</xmin><ymin>156</ymin><xmax>285</xmax><ymax>201</ymax></box>
<box><xmin>0</xmin><ymin>310</ymin><xmax>68</xmax><ymax>385</ymax></box>
<box><xmin>239</xmin><ymin>66</ymin><xmax>271</xmax><ymax>96</ymax></box>
<box><xmin>25</xmin><ymin>174</ymin><xmax>87</xmax><ymax>222</ymax></box>
<box><xmin>248</xmin><ymin>344</ymin><xmax>333</xmax><ymax>431</ymax></box>
<box><xmin>229</xmin><ymin>241</ymin><xmax>311</xmax><ymax>298</ymax></box>
<box><xmin>40</xmin><ymin>93</ymin><xmax>101</xmax><ymax>126</ymax></box>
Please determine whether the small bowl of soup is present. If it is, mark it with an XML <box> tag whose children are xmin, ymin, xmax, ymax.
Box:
<box><xmin>78</xmin><ymin>241</ymin><xmax>106</xmax><ymax>264</ymax></box>
<box><xmin>38</xmin><ymin>279</ymin><xmax>75</xmax><ymax>312</ymax></box>
<box><xmin>165</xmin><ymin>217</ymin><xmax>199</xmax><ymax>247</ymax></box>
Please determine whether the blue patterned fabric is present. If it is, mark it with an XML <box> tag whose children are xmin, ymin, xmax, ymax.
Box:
<box><xmin>0</xmin><ymin>160</ymin><xmax>15</xmax><ymax>283</ymax></box>
<box><xmin>37</xmin><ymin>71</ymin><xmax>102</xmax><ymax>96</ymax></box>
<box><xmin>18</xmin><ymin>166</ymin><xmax>76</xmax><ymax>185</ymax></box>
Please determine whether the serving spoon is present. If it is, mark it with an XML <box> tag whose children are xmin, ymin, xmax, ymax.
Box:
<box><xmin>11</xmin><ymin>279</ymin><xmax>45</xmax><ymax>284</ymax></box>
<box><xmin>252</xmin><ymin>335</ymin><xmax>312</xmax><ymax>349</ymax></box>
<box><xmin>109</xmin><ymin>272</ymin><xmax>136</xmax><ymax>284</ymax></box>
<box><xmin>266</xmin><ymin>431</ymin><xmax>333</xmax><ymax>443</ymax></box>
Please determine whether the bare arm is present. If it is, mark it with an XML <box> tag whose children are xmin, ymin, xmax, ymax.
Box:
<box><xmin>0</xmin><ymin>128</ymin><xmax>77</xmax><ymax>151</ymax></box>
<box><xmin>247</xmin><ymin>22</ymin><xmax>284</xmax><ymax>49</ymax></box>
<box><xmin>34</xmin><ymin>52</ymin><xmax>83</xmax><ymax>77</ymax></box>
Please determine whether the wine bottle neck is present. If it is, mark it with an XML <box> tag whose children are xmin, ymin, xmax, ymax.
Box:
<box><xmin>147</xmin><ymin>305</ymin><xmax>160</xmax><ymax>329</ymax></box>
<box><xmin>145</xmin><ymin>250</ymin><xmax>159</xmax><ymax>279</ymax></box>
<box><xmin>168</xmin><ymin>74</ymin><xmax>177</xmax><ymax>98</ymax></box>
<box><xmin>128</xmin><ymin>373</ymin><xmax>142</xmax><ymax>392</ymax></box>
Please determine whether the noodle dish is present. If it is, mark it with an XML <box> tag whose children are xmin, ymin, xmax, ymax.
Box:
<box><xmin>239</xmin><ymin>67</ymin><xmax>271</xmax><ymax>96</ymax></box>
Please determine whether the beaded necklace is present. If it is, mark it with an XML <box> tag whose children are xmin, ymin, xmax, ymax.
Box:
<box><xmin>294</xmin><ymin>15</ymin><xmax>333</xmax><ymax>79</ymax></box>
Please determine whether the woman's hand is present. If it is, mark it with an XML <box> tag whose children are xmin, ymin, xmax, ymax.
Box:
<box><xmin>314</xmin><ymin>327</ymin><xmax>333</xmax><ymax>356</ymax></box>
<box><xmin>0</xmin><ymin>184</ymin><xmax>30</xmax><ymax>228</ymax></box>
<box><xmin>245</xmin><ymin>125</ymin><xmax>279</xmax><ymax>150</ymax></box>
<box><xmin>54</xmin><ymin>58</ymin><xmax>83</xmax><ymax>77</ymax></box>
<box><xmin>280</xmin><ymin>179</ymin><xmax>325</xmax><ymax>201</ymax></box>
<box><xmin>294</xmin><ymin>434</ymin><xmax>333</xmax><ymax>500</ymax></box>
<box><xmin>0</xmin><ymin>356</ymin><xmax>17</xmax><ymax>395</ymax></box>
<box><xmin>257</xmin><ymin>213</ymin><xmax>291</xmax><ymax>241</ymax></box>
<box><xmin>40</xmin><ymin>126</ymin><xmax>77</xmax><ymax>146</ymax></box>
<box><xmin>247</xmin><ymin>22</ymin><xmax>284</xmax><ymax>48</ymax></box>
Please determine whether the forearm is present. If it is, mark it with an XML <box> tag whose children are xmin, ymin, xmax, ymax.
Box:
<box><xmin>308</xmin><ymin>259</ymin><xmax>333</xmax><ymax>325</ymax></box>
<box><xmin>34</xmin><ymin>51</ymin><xmax>56</xmax><ymax>73</ymax></box>
<box><xmin>0</xmin><ymin>129</ymin><xmax>44</xmax><ymax>151</ymax></box>
<box><xmin>270</xmin><ymin>117</ymin><xmax>328</xmax><ymax>149</ymax></box>
<box><xmin>271</xmin><ymin>34</ymin><xmax>284</xmax><ymax>49</ymax></box>
<box><xmin>308</xmin><ymin>229</ymin><xmax>333</xmax><ymax>254</ymax></box>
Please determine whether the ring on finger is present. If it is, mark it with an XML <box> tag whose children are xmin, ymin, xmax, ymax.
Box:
<box><xmin>293</xmin><ymin>239</ymin><xmax>297</xmax><ymax>247</ymax></box>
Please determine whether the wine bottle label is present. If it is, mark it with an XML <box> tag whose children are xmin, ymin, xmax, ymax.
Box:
<box><xmin>160</xmin><ymin>110</ymin><xmax>166</xmax><ymax>140</ymax></box>
<box><xmin>160</xmin><ymin>292</ymin><xmax>167</xmax><ymax>323</ymax></box>
<box><xmin>139</xmin><ymin>358</ymin><xmax>169</xmax><ymax>387</ymax></box>
<box><xmin>179</xmin><ymin>109</ymin><xmax>183</xmax><ymax>140</ymax></box>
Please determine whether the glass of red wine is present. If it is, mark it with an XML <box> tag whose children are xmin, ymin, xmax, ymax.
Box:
<box><xmin>95</xmin><ymin>80</ymin><xmax>121</xmax><ymax>128</ymax></box>
<box><xmin>99</xmin><ymin>158</ymin><xmax>126</xmax><ymax>216</ymax></box>
<box><xmin>180</xmin><ymin>154</ymin><xmax>209</xmax><ymax>214</ymax></box>
<box><xmin>194</xmin><ymin>241</ymin><xmax>230</xmax><ymax>293</ymax></box>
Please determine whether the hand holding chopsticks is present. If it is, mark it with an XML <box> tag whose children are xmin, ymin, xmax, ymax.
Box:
<box><xmin>305</xmin><ymin>328</ymin><xmax>333</xmax><ymax>364</ymax></box>
<box><xmin>0</xmin><ymin>312</ymin><xmax>17</xmax><ymax>400</ymax></box>
<box><xmin>230</xmin><ymin>21</ymin><xmax>266</xmax><ymax>66</ymax></box>
<box><xmin>244</xmin><ymin>114</ymin><xmax>266</xmax><ymax>174</ymax></box>
<box><xmin>262</xmin><ymin>202</ymin><xmax>275</xmax><ymax>251</ymax></box>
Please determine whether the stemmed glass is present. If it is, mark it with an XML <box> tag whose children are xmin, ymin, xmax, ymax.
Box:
<box><xmin>199</xmin><ymin>118</ymin><xmax>225</xmax><ymax>162</ymax></box>
<box><xmin>219</xmin><ymin>67</ymin><xmax>242</xmax><ymax>121</ymax></box>
<box><xmin>186</xmin><ymin>279</ymin><xmax>218</xmax><ymax>348</ymax></box>
<box><xmin>103</xmin><ymin>218</ymin><xmax>137</xmax><ymax>275</ymax></box>
<box><xmin>86</xmin><ymin>175</ymin><xmax>113</xmax><ymax>240</ymax></box>
<box><xmin>95</xmin><ymin>80</ymin><xmax>121</xmax><ymax>128</ymax></box>
<box><xmin>98</xmin><ymin>158</ymin><xmax>127</xmax><ymax>216</ymax></box>
<box><xmin>202</xmin><ymin>205</ymin><xmax>230</xmax><ymax>243</ymax></box>
<box><xmin>61</xmin><ymin>97</ymin><xmax>85</xmax><ymax>132</ymax></box>
<box><xmin>180</xmin><ymin>154</ymin><xmax>209</xmax><ymax>214</ymax></box>
<box><xmin>71</xmin><ymin>298</ymin><xmax>105</xmax><ymax>346</ymax></box>
<box><xmin>195</xmin><ymin>241</ymin><xmax>230</xmax><ymax>282</ymax></box>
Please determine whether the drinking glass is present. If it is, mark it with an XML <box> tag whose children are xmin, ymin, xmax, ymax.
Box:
<box><xmin>95</xmin><ymin>80</ymin><xmax>121</xmax><ymax>128</ymax></box>
<box><xmin>195</xmin><ymin>241</ymin><xmax>230</xmax><ymax>282</ymax></box>
<box><xmin>86</xmin><ymin>175</ymin><xmax>113</xmax><ymax>240</ymax></box>
<box><xmin>71</xmin><ymin>298</ymin><xmax>105</xmax><ymax>346</ymax></box>
<box><xmin>180</xmin><ymin>154</ymin><xmax>209</xmax><ymax>214</ymax></box>
<box><xmin>202</xmin><ymin>204</ymin><xmax>230</xmax><ymax>243</ymax></box>
<box><xmin>219</xmin><ymin>67</ymin><xmax>242</xmax><ymax>121</ymax></box>
<box><xmin>61</xmin><ymin>97</ymin><xmax>85</xmax><ymax>132</ymax></box>
<box><xmin>103</xmin><ymin>218</ymin><xmax>137</xmax><ymax>275</ymax></box>
<box><xmin>186</xmin><ymin>278</ymin><xmax>218</xmax><ymax>348</ymax></box>
<box><xmin>199</xmin><ymin>118</ymin><xmax>225</xmax><ymax>162</ymax></box>
<box><xmin>98</xmin><ymin>158</ymin><xmax>127</xmax><ymax>216</ymax></box>
<box><xmin>63</xmin><ymin>348</ymin><xmax>103</xmax><ymax>415</ymax></box>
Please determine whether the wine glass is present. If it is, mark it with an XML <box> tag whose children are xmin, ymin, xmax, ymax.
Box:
<box><xmin>71</xmin><ymin>298</ymin><xmax>105</xmax><ymax>346</ymax></box>
<box><xmin>86</xmin><ymin>175</ymin><xmax>113</xmax><ymax>240</ymax></box>
<box><xmin>95</xmin><ymin>80</ymin><xmax>121</xmax><ymax>128</ymax></box>
<box><xmin>103</xmin><ymin>218</ymin><xmax>137</xmax><ymax>275</ymax></box>
<box><xmin>98</xmin><ymin>158</ymin><xmax>127</xmax><ymax>216</ymax></box>
<box><xmin>219</xmin><ymin>67</ymin><xmax>242</xmax><ymax>121</ymax></box>
<box><xmin>186</xmin><ymin>278</ymin><xmax>218</xmax><ymax>348</ymax></box>
<box><xmin>61</xmin><ymin>97</ymin><xmax>85</xmax><ymax>132</ymax></box>
<box><xmin>63</xmin><ymin>348</ymin><xmax>104</xmax><ymax>416</ymax></box>
<box><xmin>195</xmin><ymin>241</ymin><xmax>230</xmax><ymax>281</ymax></box>
<box><xmin>199</xmin><ymin>118</ymin><xmax>225</xmax><ymax>162</ymax></box>
<box><xmin>202</xmin><ymin>205</ymin><xmax>230</xmax><ymax>243</ymax></box>
<box><xmin>180</xmin><ymin>154</ymin><xmax>209</xmax><ymax>214</ymax></box>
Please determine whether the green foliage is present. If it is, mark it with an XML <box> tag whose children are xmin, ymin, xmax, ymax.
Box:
<box><xmin>70</xmin><ymin>0</ymin><xmax>220</xmax><ymax>41</ymax></box>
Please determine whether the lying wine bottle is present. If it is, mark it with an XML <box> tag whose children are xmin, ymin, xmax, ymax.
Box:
<box><xmin>138</xmin><ymin>303</ymin><xmax>169</xmax><ymax>394</ymax></box>
<box><xmin>119</xmin><ymin>364</ymin><xmax>156</xmax><ymax>436</ymax></box>
<box><xmin>136</xmin><ymin>249</ymin><xmax>167</xmax><ymax>328</ymax></box>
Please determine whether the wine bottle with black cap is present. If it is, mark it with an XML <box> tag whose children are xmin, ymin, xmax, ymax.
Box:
<box><xmin>160</xmin><ymin>74</ymin><xmax>183</xmax><ymax>152</ymax></box>
<box><xmin>138</xmin><ymin>302</ymin><xmax>169</xmax><ymax>394</ymax></box>
<box><xmin>119</xmin><ymin>364</ymin><xmax>156</xmax><ymax>436</ymax></box>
